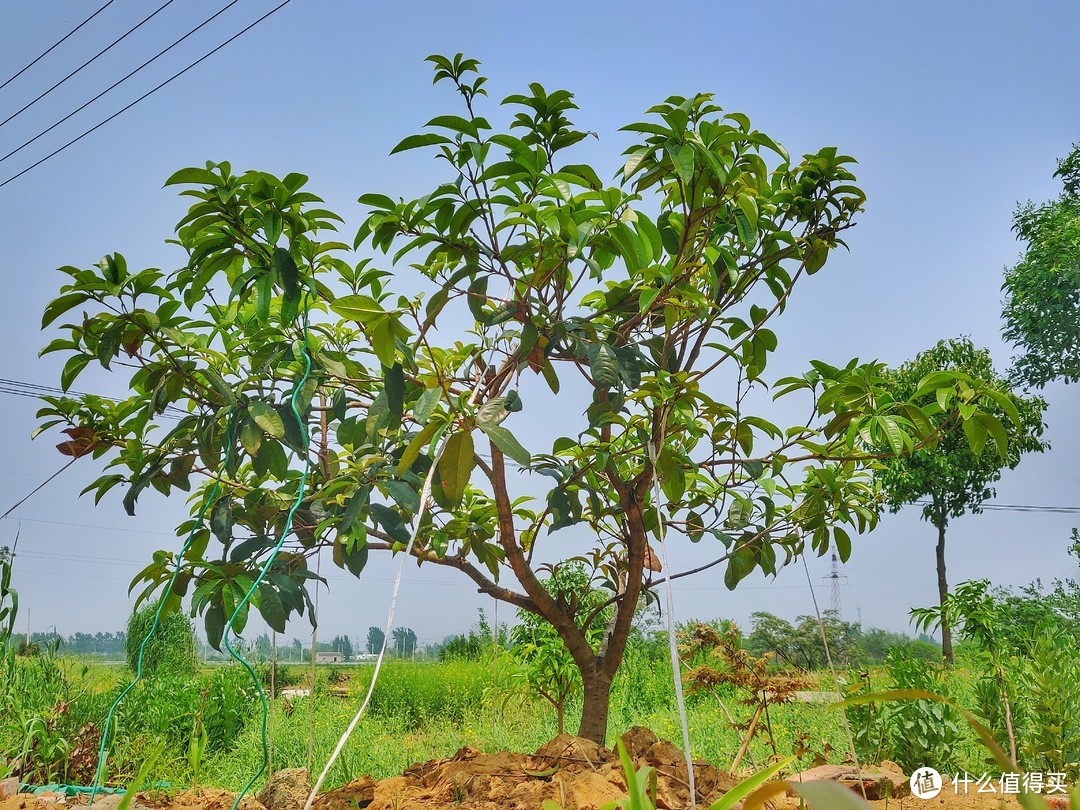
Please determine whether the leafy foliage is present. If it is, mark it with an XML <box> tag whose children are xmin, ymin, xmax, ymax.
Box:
<box><xmin>876</xmin><ymin>338</ymin><xmax>1047</xmax><ymax>660</ymax></box>
<box><xmin>366</xmin><ymin>626</ymin><xmax>385</xmax><ymax>656</ymax></box>
<box><xmin>36</xmin><ymin>54</ymin><xmax>1018</xmax><ymax>740</ymax></box>
<box><xmin>0</xmin><ymin>544</ymin><xmax>16</xmax><ymax>645</ymax></box>
<box><xmin>744</xmin><ymin>611</ymin><xmax>858</xmax><ymax>670</ymax></box>
<box><xmin>125</xmin><ymin>598</ymin><xmax>197</xmax><ymax>677</ymax></box>
<box><xmin>1002</xmin><ymin>142</ymin><xmax>1080</xmax><ymax>387</ymax></box>
<box><xmin>877</xmin><ymin>338</ymin><xmax>1047</xmax><ymax>523</ymax></box>
<box><xmin>510</xmin><ymin>563</ymin><xmax>609</xmax><ymax>733</ymax></box>
<box><xmin>681</xmin><ymin>621</ymin><xmax>811</xmax><ymax>767</ymax></box>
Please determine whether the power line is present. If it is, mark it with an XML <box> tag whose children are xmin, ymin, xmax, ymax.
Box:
<box><xmin>0</xmin><ymin>0</ymin><xmax>118</xmax><ymax>93</ymax></box>
<box><xmin>912</xmin><ymin>499</ymin><xmax>1080</xmax><ymax>514</ymax></box>
<box><xmin>0</xmin><ymin>0</ymin><xmax>295</xmax><ymax>189</ymax></box>
<box><xmin>0</xmin><ymin>376</ymin><xmax>188</xmax><ymax>419</ymax></box>
<box><xmin>0</xmin><ymin>458</ymin><xmax>78</xmax><ymax>520</ymax></box>
<box><xmin>0</xmin><ymin>0</ymin><xmax>180</xmax><ymax>129</ymax></box>
<box><xmin>1</xmin><ymin>0</ymin><xmax>242</xmax><ymax>166</ymax></box>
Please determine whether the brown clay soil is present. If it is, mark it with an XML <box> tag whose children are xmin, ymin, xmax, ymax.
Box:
<box><xmin>0</xmin><ymin>729</ymin><xmax>1067</xmax><ymax>810</ymax></box>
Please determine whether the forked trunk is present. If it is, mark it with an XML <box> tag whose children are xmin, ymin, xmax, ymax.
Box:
<box><xmin>577</xmin><ymin>666</ymin><xmax>614</xmax><ymax>743</ymax></box>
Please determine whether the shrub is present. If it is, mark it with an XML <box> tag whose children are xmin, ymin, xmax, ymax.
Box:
<box><xmin>125</xmin><ymin>600</ymin><xmax>197</xmax><ymax>677</ymax></box>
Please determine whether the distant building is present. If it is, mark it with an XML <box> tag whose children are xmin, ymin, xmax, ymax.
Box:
<box><xmin>315</xmin><ymin>651</ymin><xmax>343</xmax><ymax>663</ymax></box>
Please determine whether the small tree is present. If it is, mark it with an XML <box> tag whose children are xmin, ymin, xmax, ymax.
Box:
<box><xmin>681</xmin><ymin>621</ymin><xmax>810</xmax><ymax>770</ymax></box>
<box><xmin>510</xmin><ymin>562</ymin><xmax>608</xmax><ymax>734</ymax></box>
<box><xmin>392</xmin><ymin>627</ymin><xmax>417</xmax><ymax>657</ymax></box>
<box><xmin>1002</xmin><ymin>143</ymin><xmax>1080</xmax><ymax>388</ymax></box>
<box><xmin>126</xmin><ymin>598</ymin><xmax>197</xmax><ymax>676</ymax></box>
<box><xmin>0</xmin><ymin>544</ymin><xmax>16</xmax><ymax>646</ymax></box>
<box><xmin>913</xmin><ymin>580</ymin><xmax>1019</xmax><ymax>763</ymax></box>
<box><xmin>876</xmin><ymin>338</ymin><xmax>1047</xmax><ymax>662</ymax></box>
<box><xmin>37</xmin><ymin>55</ymin><xmax>1015</xmax><ymax>743</ymax></box>
<box><xmin>744</xmin><ymin>610</ymin><xmax>857</xmax><ymax>670</ymax></box>
<box><xmin>366</xmin><ymin>626</ymin><xmax>385</xmax><ymax>655</ymax></box>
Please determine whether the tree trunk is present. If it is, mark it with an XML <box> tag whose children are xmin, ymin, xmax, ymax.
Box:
<box><xmin>935</xmin><ymin>519</ymin><xmax>953</xmax><ymax>665</ymax></box>
<box><xmin>577</xmin><ymin>666</ymin><xmax>614</xmax><ymax>743</ymax></box>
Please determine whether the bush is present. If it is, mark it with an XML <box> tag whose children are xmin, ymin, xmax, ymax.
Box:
<box><xmin>125</xmin><ymin>600</ymin><xmax>197</xmax><ymax>677</ymax></box>
<box><xmin>846</xmin><ymin>648</ymin><xmax>965</xmax><ymax>771</ymax></box>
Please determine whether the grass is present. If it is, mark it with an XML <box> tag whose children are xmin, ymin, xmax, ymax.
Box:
<box><xmin>4</xmin><ymin>650</ymin><xmax>991</xmax><ymax>794</ymax></box>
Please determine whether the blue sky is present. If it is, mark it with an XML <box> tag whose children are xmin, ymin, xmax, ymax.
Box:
<box><xmin>0</xmin><ymin>0</ymin><xmax>1078</xmax><ymax>646</ymax></box>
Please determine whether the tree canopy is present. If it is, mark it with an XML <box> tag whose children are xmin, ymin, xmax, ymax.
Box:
<box><xmin>1002</xmin><ymin>142</ymin><xmax>1080</xmax><ymax>387</ymax></box>
<box><xmin>877</xmin><ymin>338</ymin><xmax>1047</xmax><ymax>524</ymax></box>
<box><xmin>35</xmin><ymin>54</ymin><xmax>1019</xmax><ymax>741</ymax></box>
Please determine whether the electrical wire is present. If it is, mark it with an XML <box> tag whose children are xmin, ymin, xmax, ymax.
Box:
<box><xmin>0</xmin><ymin>0</ymin><xmax>118</xmax><ymax>92</ymax></box>
<box><xmin>0</xmin><ymin>376</ymin><xmax>188</xmax><ymax>419</ymax></box>
<box><xmin>0</xmin><ymin>458</ymin><xmax>78</xmax><ymax>520</ymax></box>
<box><xmin>0</xmin><ymin>0</ymin><xmax>295</xmax><ymax>190</ymax></box>
<box><xmin>0</xmin><ymin>0</ymin><xmax>242</xmax><ymax>166</ymax></box>
<box><xmin>0</xmin><ymin>0</ymin><xmax>179</xmax><ymax>130</ymax></box>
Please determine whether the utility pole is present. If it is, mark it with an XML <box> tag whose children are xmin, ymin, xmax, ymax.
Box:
<box><xmin>823</xmin><ymin>553</ymin><xmax>846</xmax><ymax>618</ymax></box>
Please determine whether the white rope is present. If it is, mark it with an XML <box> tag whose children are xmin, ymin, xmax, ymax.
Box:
<box><xmin>305</xmin><ymin>360</ymin><xmax>490</xmax><ymax>808</ymax></box>
<box><xmin>801</xmin><ymin>555</ymin><xmax>867</xmax><ymax>803</ymax></box>
<box><xmin>303</xmin><ymin>440</ymin><xmax>445</xmax><ymax>809</ymax></box>
<box><xmin>646</xmin><ymin>438</ymin><xmax>697</xmax><ymax>809</ymax></box>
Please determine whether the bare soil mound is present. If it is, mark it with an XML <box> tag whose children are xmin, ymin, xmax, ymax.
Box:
<box><xmin>312</xmin><ymin>727</ymin><xmax>738</xmax><ymax>810</ymax></box>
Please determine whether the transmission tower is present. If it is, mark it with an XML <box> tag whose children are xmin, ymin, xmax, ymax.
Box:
<box><xmin>823</xmin><ymin>553</ymin><xmax>846</xmax><ymax>618</ymax></box>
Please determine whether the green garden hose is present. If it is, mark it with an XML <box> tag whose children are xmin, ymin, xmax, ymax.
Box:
<box><xmin>223</xmin><ymin>299</ymin><xmax>314</xmax><ymax>810</ymax></box>
<box><xmin>89</xmin><ymin>417</ymin><xmax>238</xmax><ymax>805</ymax></box>
<box><xmin>89</xmin><ymin>299</ymin><xmax>315</xmax><ymax>810</ymax></box>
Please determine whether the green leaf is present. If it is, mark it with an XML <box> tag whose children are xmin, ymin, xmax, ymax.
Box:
<box><xmin>205</xmin><ymin>603</ymin><xmax>225</xmax><ymax>651</ymax></box>
<box><xmin>60</xmin><ymin>354</ymin><xmax>90</xmax><ymax>391</ymax></box>
<box><xmin>164</xmin><ymin>167</ymin><xmax>219</xmax><ymax>187</ymax></box>
<box><xmin>962</xmin><ymin>417</ymin><xmax>989</xmax><ymax>456</ymax></box>
<box><xmin>978</xmin><ymin>413</ymin><xmax>1010</xmax><ymax>459</ymax></box>
<box><xmin>414</xmin><ymin>386</ymin><xmax>442</xmax><ymax>424</ymax></box>
<box><xmin>42</xmin><ymin>292</ymin><xmax>89</xmax><ymax>328</ymax></box>
<box><xmin>437</xmin><ymin>431</ymin><xmax>475</xmax><ymax>506</ymax></box>
<box><xmin>211</xmin><ymin>497</ymin><xmax>233</xmax><ymax>544</ymax></box>
<box><xmin>708</xmin><ymin>755</ymin><xmax>795</xmax><ymax>810</ymax></box>
<box><xmin>200</xmin><ymin>367</ymin><xmax>236</xmax><ymax>405</ymax></box>
<box><xmin>398</xmin><ymin>422</ymin><xmax>439</xmax><ymax>475</ymax></box>
<box><xmin>239</xmin><ymin>418</ymin><xmax>262</xmax><ymax>456</ymax></box>
<box><xmin>272</xmin><ymin>247</ymin><xmax>300</xmax><ymax>298</ymax></box>
<box><xmin>369</xmin><ymin>503</ymin><xmax>410</xmax><ymax>543</ymax></box>
<box><xmin>587</xmin><ymin>343</ymin><xmax>620</xmax><ymax>388</ymax></box>
<box><xmin>384</xmin><ymin>364</ymin><xmax>405</xmax><ymax>424</ymax></box>
<box><xmin>258</xmin><ymin>583</ymin><xmax>287</xmax><ymax>633</ymax></box>
<box><xmin>248</xmin><ymin>400</ymin><xmax>285</xmax><ymax>439</ymax></box>
<box><xmin>384</xmin><ymin>479</ymin><xmax>420</xmax><ymax>513</ymax></box>
<box><xmin>339</xmin><ymin>530</ymin><xmax>368</xmax><ymax>577</ymax></box>
<box><xmin>340</xmin><ymin>486</ymin><xmax>370</xmax><ymax>532</ymax></box>
<box><xmin>479</xmin><ymin>423</ymin><xmax>531</xmax><ymax>468</ymax></box>
<box><xmin>330</xmin><ymin>294</ymin><xmax>384</xmax><ymax>324</ymax></box>
<box><xmin>671</xmin><ymin>144</ymin><xmax>695</xmax><ymax>185</ymax></box>
<box><xmin>390</xmin><ymin>133</ymin><xmax>453</xmax><ymax>154</ymax></box>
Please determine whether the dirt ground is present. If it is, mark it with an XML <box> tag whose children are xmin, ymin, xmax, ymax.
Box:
<box><xmin>0</xmin><ymin>730</ymin><xmax>1069</xmax><ymax>810</ymax></box>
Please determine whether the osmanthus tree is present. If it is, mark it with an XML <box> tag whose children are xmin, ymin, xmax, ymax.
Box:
<box><xmin>875</xmin><ymin>338</ymin><xmax>1047</xmax><ymax>664</ymax></box>
<box><xmin>1002</xmin><ymin>142</ymin><xmax>1080</xmax><ymax>388</ymax></box>
<box><xmin>36</xmin><ymin>55</ymin><xmax>1019</xmax><ymax>743</ymax></box>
